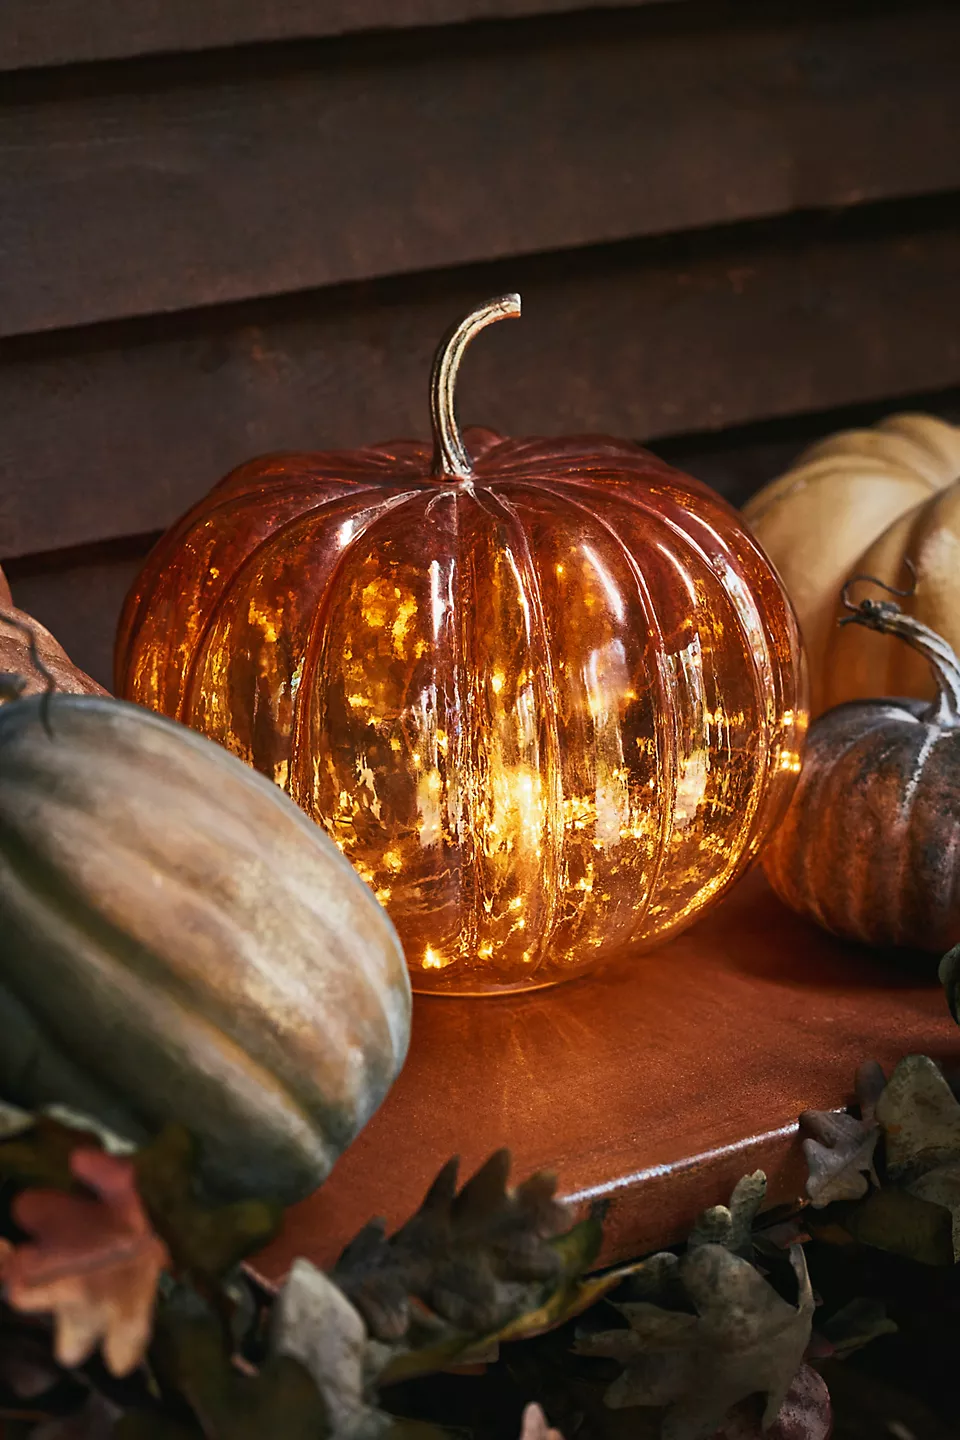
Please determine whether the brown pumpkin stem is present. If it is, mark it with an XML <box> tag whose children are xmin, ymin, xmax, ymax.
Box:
<box><xmin>430</xmin><ymin>294</ymin><xmax>521</xmax><ymax>480</ymax></box>
<box><xmin>839</xmin><ymin>587</ymin><xmax>960</xmax><ymax>728</ymax></box>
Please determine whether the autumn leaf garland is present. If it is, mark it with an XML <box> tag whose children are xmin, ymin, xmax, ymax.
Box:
<box><xmin>800</xmin><ymin>1052</ymin><xmax>960</xmax><ymax>1265</ymax></box>
<box><xmin>0</xmin><ymin>1147</ymin><xmax>168</xmax><ymax>1377</ymax></box>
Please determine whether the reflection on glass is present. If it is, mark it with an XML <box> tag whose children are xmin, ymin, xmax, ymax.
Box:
<box><xmin>117</xmin><ymin>297</ymin><xmax>806</xmax><ymax>994</ymax></box>
<box><xmin>117</xmin><ymin>432</ymin><xmax>806</xmax><ymax>993</ymax></box>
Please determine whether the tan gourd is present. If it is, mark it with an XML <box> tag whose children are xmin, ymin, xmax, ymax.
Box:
<box><xmin>743</xmin><ymin>414</ymin><xmax>960</xmax><ymax>715</ymax></box>
<box><xmin>823</xmin><ymin>480</ymin><xmax>960</xmax><ymax>709</ymax></box>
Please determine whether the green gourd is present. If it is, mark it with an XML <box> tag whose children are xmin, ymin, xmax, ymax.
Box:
<box><xmin>0</xmin><ymin>689</ymin><xmax>411</xmax><ymax>1203</ymax></box>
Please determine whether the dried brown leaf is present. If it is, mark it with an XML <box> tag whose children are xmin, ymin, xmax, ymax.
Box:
<box><xmin>800</xmin><ymin>1061</ymin><xmax>885</xmax><ymax>1207</ymax></box>
<box><xmin>688</xmin><ymin>1173</ymin><xmax>766</xmax><ymax>1260</ymax></box>
<box><xmin>1</xmin><ymin>1147</ymin><xmax>168</xmax><ymax>1376</ymax></box>
<box><xmin>576</xmin><ymin>1244</ymin><xmax>814</xmax><ymax>1440</ymax></box>
<box><xmin>875</xmin><ymin>1054</ymin><xmax>960</xmax><ymax>1178</ymax></box>
<box><xmin>334</xmin><ymin>1150</ymin><xmax>568</xmax><ymax>1348</ymax></box>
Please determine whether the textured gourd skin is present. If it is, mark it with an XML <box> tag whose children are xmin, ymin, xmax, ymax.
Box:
<box><xmin>763</xmin><ymin>695</ymin><xmax>960</xmax><ymax>953</ymax></box>
<box><xmin>0</xmin><ymin>694</ymin><xmax>411</xmax><ymax>1203</ymax></box>
<box><xmin>822</xmin><ymin>483</ymin><xmax>960</xmax><ymax>712</ymax></box>
<box><xmin>744</xmin><ymin>413</ymin><xmax>960</xmax><ymax>717</ymax></box>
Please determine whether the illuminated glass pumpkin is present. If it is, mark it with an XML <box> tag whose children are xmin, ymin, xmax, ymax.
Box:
<box><xmin>117</xmin><ymin>296</ymin><xmax>806</xmax><ymax>994</ymax></box>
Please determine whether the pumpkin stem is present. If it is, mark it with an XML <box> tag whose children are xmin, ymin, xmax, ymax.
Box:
<box><xmin>839</xmin><ymin>584</ymin><xmax>960</xmax><ymax>728</ymax></box>
<box><xmin>430</xmin><ymin>294</ymin><xmax>521</xmax><ymax>479</ymax></box>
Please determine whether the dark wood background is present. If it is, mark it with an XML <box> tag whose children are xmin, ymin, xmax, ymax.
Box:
<box><xmin>3</xmin><ymin>0</ymin><xmax>959</xmax><ymax>689</ymax></box>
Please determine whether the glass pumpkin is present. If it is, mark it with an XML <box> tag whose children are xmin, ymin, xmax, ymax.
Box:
<box><xmin>117</xmin><ymin>295</ymin><xmax>806</xmax><ymax>994</ymax></box>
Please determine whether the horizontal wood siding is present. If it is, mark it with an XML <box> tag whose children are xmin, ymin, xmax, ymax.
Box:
<box><xmin>4</xmin><ymin>203</ymin><xmax>959</xmax><ymax>560</ymax></box>
<box><xmin>3</xmin><ymin>4</ymin><xmax>959</xmax><ymax>337</ymax></box>
<box><xmin>0</xmin><ymin>0</ymin><xmax>668</xmax><ymax>71</ymax></box>
<box><xmin>9</xmin><ymin>377</ymin><xmax>960</xmax><ymax>692</ymax></box>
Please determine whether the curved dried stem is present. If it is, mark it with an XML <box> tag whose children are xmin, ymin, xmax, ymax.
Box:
<box><xmin>840</xmin><ymin>558</ymin><xmax>917</xmax><ymax>613</ymax></box>
<box><xmin>837</xmin><ymin>572</ymin><xmax>960</xmax><ymax>728</ymax></box>
<box><xmin>430</xmin><ymin>294</ymin><xmax>521</xmax><ymax>480</ymax></box>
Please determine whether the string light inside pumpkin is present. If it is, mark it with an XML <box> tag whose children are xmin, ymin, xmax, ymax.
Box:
<box><xmin>116</xmin><ymin>294</ymin><xmax>806</xmax><ymax>993</ymax></box>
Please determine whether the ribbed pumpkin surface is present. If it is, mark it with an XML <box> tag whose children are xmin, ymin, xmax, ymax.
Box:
<box><xmin>743</xmin><ymin>413</ymin><xmax>960</xmax><ymax>717</ymax></box>
<box><xmin>117</xmin><ymin>429</ymin><xmax>806</xmax><ymax>992</ymax></box>
<box><xmin>0</xmin><ymin>694</ymin><xmax>410</xmax><ymax>1202</ymax></box>
<box><xmin>763</xmin><ymin>697</ymin><xmax>960</xmax><ymax>953</ymax></box>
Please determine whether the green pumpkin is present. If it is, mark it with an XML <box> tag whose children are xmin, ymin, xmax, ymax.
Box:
<box><xmin>0</xmin><ymin>693</ymin><xmax>411</xmax><ymax>1203</ymax></box>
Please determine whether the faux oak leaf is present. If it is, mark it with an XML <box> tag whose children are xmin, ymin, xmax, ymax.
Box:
<box><xmin>492</xmin><ymin>1228</ymin><xmax>645</xmax><ymax>1347</ymax></box>
<box><xmin>134</xmin><ymin>1125</ymin><xmax>282</xmax><ymax>1285</ymax></box>
<box><xmin>687</xmin><ymin>1172</ymin><xmax>766</xmax><ymax>1261</ymax></box>
<box><xmin>873</xmin><ymin>1055</ymin><xmax>960</xmax><ymax>1259</ymax></box>
<box><xmin>272</xmin><ymin>1258</ymin><xmax>390</xmax><ymax>1438</ymax></box>
<box><xmin>874</xmin><ymin>1054</ymin><xmax>960</xmax><ymax>1178</ymax></box>
<box><xmin>574</xmin><ymin>1244</ymin><xmax>814</xmax><ymax>1440</ymax></box>
<box><xmin>149</xmin><ymin>1287</ymin><xmax>331</xmax><ymax>1440</ymax></box>
<box><xmin>334</xmin><ymin>1150</ymin><xmax>568</xmax><ymax>1355</ymax></box>
<box><xmin>800</xmin><ymin>1060</ymin><xmax>886</xmax><ymax>1206</ymax></box>
<box><xmin>837</xmin><ymin>1184</ymin><xmax>956</xmax><ymax>1267</ymax></box>
<box><xmin>803</xmin><ymin>1056</ymin><xmax>960</xmax><ymax>1263</ymax></box>
<box><xmin>0</xmin><ymin>1147</ymin><xmax>169</xmax><ymax>1376</ymax></box>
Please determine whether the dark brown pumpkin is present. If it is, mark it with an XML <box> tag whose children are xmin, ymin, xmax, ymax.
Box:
<box><xmin>762</xmin><ymin>591</ymin><xmax>960</xmax><ymax>953</ymax></box>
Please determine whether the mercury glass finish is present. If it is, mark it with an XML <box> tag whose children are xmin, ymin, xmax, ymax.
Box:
<box><xmin>117</xmin><ymin>297</ymin><xmax>806</xmax><ymax>993</ymax></box>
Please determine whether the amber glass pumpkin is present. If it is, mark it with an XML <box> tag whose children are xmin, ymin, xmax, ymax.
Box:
<box><xmin>117</xmin><ymin>295</ymin><xmax>806</xmax><ymax>993</ymax></box>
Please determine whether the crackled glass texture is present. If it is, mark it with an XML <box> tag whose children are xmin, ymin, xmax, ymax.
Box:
<box><xmin>117</xmin><ymin>430</ymin><xmax>806</xmax><ymax>993</ymax></box>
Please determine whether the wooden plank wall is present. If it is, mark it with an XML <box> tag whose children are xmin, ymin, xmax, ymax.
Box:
<box><xmin>3</xmin><ymin>0</ymin><xmax>959</xmax><ymax>689</ymax></box>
